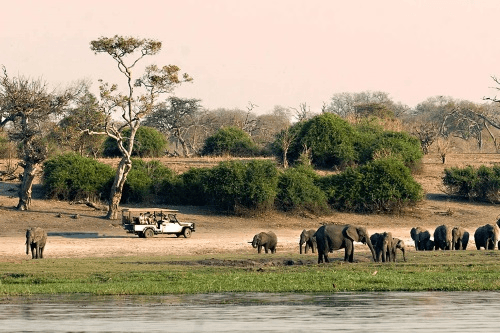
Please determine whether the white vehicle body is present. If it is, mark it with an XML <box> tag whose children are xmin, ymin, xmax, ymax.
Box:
<box><xmin>121</xmin><ymin>208</ymin><xmax>195</xmax><ymax>238</ymax></box>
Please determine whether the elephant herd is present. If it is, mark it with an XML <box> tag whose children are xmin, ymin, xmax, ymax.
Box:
<box><xmin>411</xmin><ymin>221</ymin><xmax>500</xmax><ymax>251</ymax></box>
<box><xmin>252</xmin><ymin>219</ymin><xmax>500</xmax><ymax>264</ymax></box>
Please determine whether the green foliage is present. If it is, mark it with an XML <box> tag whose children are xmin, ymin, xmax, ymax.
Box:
<box><xmin>290</xmin><ymin>113</ymin><xmax>357</xmax><ymax>168</ymax></box>
<box><xmin>204</xmin><ymin>160</ymin><xmax>279</xmax><ymax>212</ymax></box>
<box><xmin>319</xmin><ymin>158</ymin><xmax>423</xmax><ymax>213</ymax></box>
<box><xmin>443</xmin><ymin>165</ymin><xmax>500</xmax><ymax>202</ymax></box>
<box><xmin>42</xmin><ymin>153</ymin><xmax>114</xmax><ymax>201</ymax></box>
<box><xmin>165</xmin><ymin>167</ymin><xmax>212</xmax><ymax>206</ymax></box>
<box><xmin>122</xmin><ymin>159</ymin><xmax>176</xmax><ymax>203</ymax></box>
<box><xmin>201</xmin><ymin>126</ymin><xmax>258</xmax><ymax>157</ymax></box>
<box><xmin>274</xmin><ymin>113</ymin><xmax>422</xmax><ymax>170</ymax></box>
<box><xmin>276</xmin><ymin>165</ymin><xmax>328</xmax><ymax>214</ymax></box>
<box><xmin>102</xmin><ymin>126</ymin><xmax>167</xmax><ymax>158</ymax></box>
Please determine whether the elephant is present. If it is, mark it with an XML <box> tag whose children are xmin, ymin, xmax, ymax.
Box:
<box><xmin>410</xmin><ymin>227</ymin><xmax>431</xmax><ymax>251</ymax></box>
<box><xmin>299</xmin><ymin>229</ymin><xmax>316</xmax><ymax>254</ymax></box>
<box><xmin>314</xmin><ymin>224</ymin><xmax>376</xmax><ymax>263</ymax></box>
<box><xmin>26</xmin><ymin>227</ymin><xmax>47</xmax><ymax>259</ymax></box>
<box><xmin>250</xmin><ymin>231</ymin><xmax>277</xmax><ymax>254</ymax></box>
<box><xmin>423</xmin><ymin>238</ymin><xmax>435</xmax><ymax>251</ymax></box>
<box><xmin>389</xmin><ymin>238</ymin><xmax>406</xmax><ymax>262</ymax></box>
<box><xmin>370</xmin><ymin>232</ymin><xmax>393</xmax><ymax>262</ymax></box>
<box><xmin>474</xmin><ymin>224</ymin><xmax>500</xmax><ymax>250</ymax></box>
<box><xmin>433</xmin><ymin>224</ymin><xmax>453</xmax><ymax>250</ymax></box>
<box><xmin>452</xmin><ymin>226</ymin><xmax>469</xmax><ymax>250</ymax></box>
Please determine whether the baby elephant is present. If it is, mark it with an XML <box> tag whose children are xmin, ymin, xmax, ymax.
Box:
<box><xmin>26</xmin><ymin>227</ymin><xmax>47</xmax><ymax>259</ymax></box>
<box><xmin>250</xmin><ymin>231</ymin><xmax>277</xmax><ymax>254</ymax></box>
<box><xmin>299</xmin><ymin>229</ymin><xmax>316</xmax><ymax>254</ymax></box>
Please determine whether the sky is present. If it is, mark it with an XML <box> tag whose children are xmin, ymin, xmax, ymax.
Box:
<box><xmin>2</xmin><ymin>0</ymin><xmax>500</xmax><ymax>115</ymax></box>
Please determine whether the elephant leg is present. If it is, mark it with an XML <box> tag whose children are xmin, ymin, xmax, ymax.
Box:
<box><xmin>344</xmin><ymin>242</ymin><xmax>354</xmax><ymax>262</ymax></box>
<box><xmin>258</xmin><ymin>245</ymin><xmax>262</xmax><ymax>254</ymax></box>
<box><xmin>264</xmin><ymin>245</ymin><xmax>269</xmax><ymax>253</ymax></box>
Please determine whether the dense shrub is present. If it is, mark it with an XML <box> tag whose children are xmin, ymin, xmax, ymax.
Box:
<box><xmin>274</xmin><ymin>113</ymin><xmax>423</xmax><ymax>170</ymax></box>
<box><xmin>288</xmin><ymin>113</ymin><xmax>357</xmax><ymax>168</ymax></box>
<box><xmin>443</xmin><ymin>165</ymin><xmax>500</xmax><ymax>202</ymax></box>
<box><xmin>122</xmin><ymin>159</ymin><xmax>176</xmax><ymax>203</ymax></box>
<box><xmin>275</xmin><ymin>165</ymin><xmax>328</xmax><ymax>214</ymax></box>
<box><xmin>201</xmin><ymin>126</ymin><xmax>258</xmax><ymax>157</ymax></box>
<box><xmin>42</xmin><ymin>153</ymin><xmax>114</xmax><ymax>201</ymax></box>
<box><xmin>204</xmin><ymin>160</ymin><xmax>279</xmax><ymax>212</ymax></box>
<box><xmin>165</xmin><ymin>167</ymin><xmax>212</xmax><ymax>205</ymax></box>
<box><xmin>318</xmin><ymin>158</ymin><xmax>423</xmax><ymax>213</ymax></box>
<box><xmin>102</xmin><ymin>126</ymin><xmax>167</xmax><ymax>158</ymax></box>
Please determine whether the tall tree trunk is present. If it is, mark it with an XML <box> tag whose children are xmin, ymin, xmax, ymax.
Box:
<box><xmin>106</xmin><ymin>157</ymin><xmax>132</xmax><ymax>220</ymax></box>
<box><xmin>17</xmin><ymin>162</ymin><xmax>38</xmax><ymax>211</ymax></box>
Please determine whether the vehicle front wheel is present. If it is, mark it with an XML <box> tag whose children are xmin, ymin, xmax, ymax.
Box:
<box><xmin>144</xmin><ymin>228</ymin><xmax>154</xmax><ymax>238</ymax></box>
<box><xmin>183</xmin><ymin>228</ymin><xmax>192</xmax><ymax>238</ymax></box>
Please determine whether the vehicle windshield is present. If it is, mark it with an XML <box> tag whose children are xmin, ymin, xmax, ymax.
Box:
<box><xmin>168</xmin><ymin>214</ymin><xmax>178</xmax><ymax>222</ymax></box>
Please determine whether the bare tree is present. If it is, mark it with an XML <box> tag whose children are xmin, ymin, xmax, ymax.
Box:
<box><xmin>143</xmin><ymin>96</ymin><xmax>202</xmax><ymax>156</ymax></box>
<box><xmin>88</xmin><ymin>36</ymin><xmax>192</xmax><ymax>219</ymax></box>
<box><xmin>0</xmin><ymin>67</ymin><xmax>75</xmax><ymax>210</ymax></box>
<box><xmin>292</xmin><ymin>102</ymin><xmax>312</xmax><ymax>122</ymax></box>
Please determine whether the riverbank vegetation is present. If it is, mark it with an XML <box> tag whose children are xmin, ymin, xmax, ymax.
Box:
<box><xmin>2</xmin><ymin>250</ymin><xmax>500</xmax><ymax>295</ymax></box>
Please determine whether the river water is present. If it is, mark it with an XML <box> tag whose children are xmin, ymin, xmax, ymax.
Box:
<box><xmin>1</xmin><ymin>292</ymin><xmax>499</xmax><ymax>332</ymax></box>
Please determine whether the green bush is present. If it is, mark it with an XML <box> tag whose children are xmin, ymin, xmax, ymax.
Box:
<box><xmin>102</xmin><ymin>126</ymin><xmax>167</xmax><ymax>158</ymax></box>
<box><xmin>166</xmin><ymin>167</ymin><xmax>212</xmax><ymax>206</ymax></box>
<box><xmin>201</xmin><ymin>126</ymin><xmax>258</xmax><ymax>157</ymax></box>
<box><xmin>443</xmin><ymin>165</ymin><xmax>500</xmax><ymax>202</ymax></box>
<box><xmin>122</xmin><ymin>159</ymin><xmax>176</xmax><ymax>203</ymax></box>
<box><xmin>42</xmin><ymin>153</ymin><xmax>114</xmax><ymax>201</ymax></box>
<box><xmin>275</xmin><ymin>165</ymin><xmax>328</xmax><ymax>214</ymax></box>
<box><xmin>274</xmin><ymin>113</ymin><xmax>423</xmax><ymax>170</ymax></box>
<box><xmin>319</xmin><ymin>158</ymin><xmax>423</xmax><ymax>213</ymax></box>
<box><xmin>204</xmin><ymin>160</ymin><xmax>279</xmax><ymax>212</ymax></box>
<box><xmin>289</xmin><ymin>113</ymin><xmax>357</xmax><ymax>168</ymax></box>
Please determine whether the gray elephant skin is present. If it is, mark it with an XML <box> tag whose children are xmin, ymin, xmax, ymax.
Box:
<box><xmin>251</xmin><ymin>231</ymin><xmax>277</xmax><ymax>254</ymax></box>
<box><xmin>299</xmin><ymin>229</ymin><xmax>316</xmax><ymax>254</ymax></box>
<box><xmin>314</xmin><ymin>224</ymin><xmax>376</xmax><ymax>263</ymax></box>
<box><xmin>433</xmin><ymin>225</ymin><xmax>453</xmax><ymax>250</ymax></box>
<box><xmin>370</xmin><ymin>232</ymin><xmax>393</xmax><ymax>262</ymax></box>
<box><xmin>26</xmin><ymin>227</ymin><xmax>47</xmax><ymax>259</ymax></box>
<box><xmin>474</xmin><ymin>224</ymin><xmax>500</xmax><ymax>250</ymax></box>
<box><xmin>422</xmin><ymin>239</ymin><xmax>435</xmax><ymax>251</ymax></box>
<box><xmin>410</xmin><ymin>227</ymin><xmax>431</xmax><ymax>251</ymax></box>
<box><xmin>390</xmin><ymin>237</ymin><xmax>406</xmax><ymax>262</ymax></box>
<box><xmin>452</xmin><ymin>226</ymin><xmax>469</xmax><ymax>250</ymax></box>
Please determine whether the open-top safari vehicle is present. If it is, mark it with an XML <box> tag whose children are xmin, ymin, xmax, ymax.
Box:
<box><xmin>121</xmin><ymin>208</ymin><xmax>195</xmax><ymax>238</ymax></box>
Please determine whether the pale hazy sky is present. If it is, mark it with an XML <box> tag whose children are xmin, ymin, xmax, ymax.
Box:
<box><xmin>2</xmin><ymin>0</ymin><xmax>500</xmax><ymax>114</ymax></box>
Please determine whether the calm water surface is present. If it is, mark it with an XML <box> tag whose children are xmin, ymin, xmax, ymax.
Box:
<box><xmin>1</xmin><ymin>292</ymin><xmax>499</xmax><ymax>332</ymax></box>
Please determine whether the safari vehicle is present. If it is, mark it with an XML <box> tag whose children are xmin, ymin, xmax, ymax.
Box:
<box><xmin>121</xmin><ymin>208</ymin><xmax>195</xmax><ymax>238</ymax></box>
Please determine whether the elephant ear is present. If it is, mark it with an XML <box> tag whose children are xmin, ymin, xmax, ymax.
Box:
<box><xmin>410</xmin><ymin>228</ymin><xmax>417</xmax><ymax>240</ymax></box>
<box><xmin>345</xmin><ymin>225</ymin><xmax>360</xmax><ymax>242</ymax></box>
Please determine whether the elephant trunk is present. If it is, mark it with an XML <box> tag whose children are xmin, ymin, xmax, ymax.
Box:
<box><xmin>299</xmin><ymin>243</ymin><xmax>303</xmax><ymax>254</ymax></box>
<box><xmin>26</xmin><ymin>238</ymin><xmax>30</xmax><ymax>255</ymax></box>
<box><xmin>366</xmin><ymin>237</ymin><xmax>376</xmax><ymax>262</ymax></box>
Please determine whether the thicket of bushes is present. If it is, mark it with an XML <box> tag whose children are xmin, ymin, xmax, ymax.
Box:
<box><xmin>201</xmin><ymin>126</ymin><xmax>259</xmax><ymax>157</ymax></box>
<box><xmin>42</xmin><ymin>154</ymin><xmax>423</xmax><ymax>214</ymax></box>
<box><xmin>102</xmin><ymin>126</ymin><xmax>167</xmax><ymax>158</ymax></box>
<box><xmin>273</xmin><ymin>113</ymin><xmax>423</xmax><ymax>170</ymax></box>
<box><xmin>42</xmin><ymin>153</ymin><xmax>115</xmax><ymax>201</ymax></box>
<box><xmin>443</xmin><ymin>165</ymin><xmax>500</xmax><ymax>202</ymax></box>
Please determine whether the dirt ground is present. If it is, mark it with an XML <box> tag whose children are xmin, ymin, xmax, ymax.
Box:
<box><xmin>1</xmin><ymin>153</ymin><xmax>500</xmax><ymax>263</ymax></box>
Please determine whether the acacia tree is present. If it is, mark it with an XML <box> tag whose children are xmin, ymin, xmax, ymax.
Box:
<box><xmin>0</xmin><ymin>67</ymin><xmax>75</xmax><ymax>210</ymax></box>
<box><xmin>89</xmin><ymin>36</ymin><xmax>192</xmax><ymax>219</ymax></box>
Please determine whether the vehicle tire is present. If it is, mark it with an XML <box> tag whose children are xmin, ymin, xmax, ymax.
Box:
<box><xmin>183</xmin><ymin>228</ymin><xmax>192</xmax><ymax>238</ymax></box>
<box><xmin>144</xmin><ymin>228</ymin><xmax>154</xmax><ymax>238</ymax></box>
